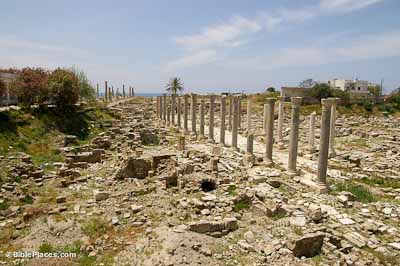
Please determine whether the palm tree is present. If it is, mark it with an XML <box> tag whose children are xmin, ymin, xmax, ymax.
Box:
<box><xmin>165</xmin><ymin>77</ymin><xmax>184</xmax><ymax>95</ymax></box>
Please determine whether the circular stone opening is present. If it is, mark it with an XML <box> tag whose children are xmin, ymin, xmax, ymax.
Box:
<box><xmin>200</xmin><ymin>179</ymin><xmax>216</xmax><ymax>192</ymax></box>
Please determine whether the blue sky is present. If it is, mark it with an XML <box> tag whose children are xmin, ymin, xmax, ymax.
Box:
<box><xmin>1</xmin><ymin>0</ymin><xmax>399</xmax><ymax>93</ymax></box>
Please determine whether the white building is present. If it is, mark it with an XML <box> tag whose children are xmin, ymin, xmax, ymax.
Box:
<box><xmin>328</xmin><ymin>79</ymin><xmax>369</xmax><ymax>94</ymax></box>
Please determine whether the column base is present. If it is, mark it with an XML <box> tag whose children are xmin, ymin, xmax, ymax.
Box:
<box><xmin>264</xmin><ymin>158</ymin><xmax>274</xmax><ymax>167</ymax></box>
<box><xmin>315</xmin><ymin>181</ymin><xmax>330</xmax><ymax>194</ymax></box>
<box><xmin>207</xmin><ymin>138</ymin><xmax>215</xmax><ymax>144</ymax></box>
<box><xmin>287</xmin><ymin>169</ymin><xmax>299</xmax><ymax>176</ymax></box>
<box><xmin>328</xmin><ymin>150</ymin><xmax>336</xmax><ymax>158</ymax></box>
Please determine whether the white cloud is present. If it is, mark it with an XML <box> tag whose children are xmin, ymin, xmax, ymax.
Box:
<box><xmin>319</xmin><ymin>0</ymin><xmax>384</xmax><ymax>13</ymax></box>
<box><xmin>166</xmin><ymin>0</ymin><xmax>384</xmax><ymax>72</ymax></box>
<box><xmin>225</xmin><ymin>31</ymin><xmax>400</xmax><ymax>70</ymax></box>
<box><xmin>164</xmin><ymin>49</ymin><xmax>219</xmax><ymax>72</ymax></box>
<box><xmin>174</xmin><ymin>16</ymin><xmax>261</xmax><ymax>52</ymax></box>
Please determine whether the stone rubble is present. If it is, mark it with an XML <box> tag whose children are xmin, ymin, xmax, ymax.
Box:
<box><xmin>0</xmin><ymin>95</ymin><xmax>399</xmax><ymax>266</ymax></box>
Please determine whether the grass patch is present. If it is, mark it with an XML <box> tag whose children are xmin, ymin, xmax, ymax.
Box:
<box><xmin>234</xmin><ymin>199</ymin><xmax>250</xmax><ymax>212</ymax></box>
<box><xmin>20</xmin><ymin>195</ymin><xmax>34</xmax><ymax>205</ymax></box>
<box><xmin>81</xmin><ymin>217</ymin><xmax>110</xmax><ymax>240</ymax></box>
<box><xmin>37</xmin><ymin>241</ymin><xmax>116</xmax><ymax>266</ymax></box>
<box><xmin>227</xmin><ymin>185</ymin><xmax>237</xmax><ymax>196</ymax></box>
<box><xmin>359</xmin><ymin>176</ymin><xmax>400</xmax><ymax>189</ymax></box>
<box><xmin>311</xmin><ymin>254</ymin><xmax>323</xmax><ymax>266</ymax></box>
<box><xmin>0</xmin><ymin>200</ymin><xmax>9</xmax><ymax>210</ymax></box>
<box><xmin>333</xmin><ymin>182</ymin><xmax>376</xmax><ymax>203</ymax></box>
<box><xmin>348</xmin><ymin>138</ymin><xmax>368</xmax><ymax>148</ymax></box>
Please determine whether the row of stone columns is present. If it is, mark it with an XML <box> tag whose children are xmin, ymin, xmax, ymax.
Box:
<box><xmin>155</xmin><ymin>94</ymin><xmax>337</xmax><ymax>193</ymax></box>
<box><xmin>102</xmin><ymin>81</ymin><xmax>135</xmax><ymax>101</ymax></box>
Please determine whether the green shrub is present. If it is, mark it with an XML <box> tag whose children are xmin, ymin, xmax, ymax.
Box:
<box><xmin>10</xmin><ymin>67</ymin><xmax>49</xmax><ymax>106</ymax></box>
<box><xmin>48</xmin><ymin>68</ymin><xmax>79</xmax><ymax>108</ymax></box>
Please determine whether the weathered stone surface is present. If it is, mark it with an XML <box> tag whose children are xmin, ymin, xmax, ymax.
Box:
<box><xmin>288</xmin><ymin>233</ymin><xmax>324</xmax><ymax>258</ymax></box>
<box><xmin>115</xmin><ymin>157</ymin><xmax>152</xmax><ymax>179</ymax></box>
<box><xmin>188</xmin><ymin>217</ymin><xmax>238</xmax><ymax>236</ymax></box>
<box><xmin>94</xmin><ymin>190</ymin><xmax>109</xmax><ymax>201</ymax></box>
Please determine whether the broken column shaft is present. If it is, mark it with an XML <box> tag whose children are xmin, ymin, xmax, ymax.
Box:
<box><xmin>191</xmin><ymin>94</ymin><xmax>197</xmax><ymax>134</ymax></box>
<box><xmin>264</xmin><ymin>98</ymin><xmax>276</xmax><ymax>166</ymax></box>
<box><xmin>208</xmin><ymin>95</ymin><xmax>215</xmax><ymax>143</ymax></box>
<box><xmin>288</xmin><ymin>97</ymin><xmax>302</xmax><ymax>175</ymax></box>
<box><xmin>220</xmin><ymin>96</ymin><xmax>226</xmax><ymax>146</ymax></box>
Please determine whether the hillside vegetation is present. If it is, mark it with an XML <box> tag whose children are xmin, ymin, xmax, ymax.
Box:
<box><xmin>0</xmin><ymin>106</ymin><xmax>117</xmax><ymax>167</ymax></box>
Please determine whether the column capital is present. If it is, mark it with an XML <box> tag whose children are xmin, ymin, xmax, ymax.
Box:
<box><xmin>291</xmin><ymin>97</ymin><xmax>302</xmax><ymax>107</ymax></box>
<box><xmin>277</xmin><ymin>96</ymin><xmax>285</xmax><ymax>102</ymax></box>
<box><xmin>265</xmin><ymin>98</ymin><xmax>276</xmax><ymax>104</ymax></box>
<box><xmin>321</xmin><ymin>98</ymin><xmax>334</xmax><ymax>110</ymax></box>
<box><xmin>328</xmin><ymin>97</ymin><xmax>340</xmax><ymax>106</ymax></box>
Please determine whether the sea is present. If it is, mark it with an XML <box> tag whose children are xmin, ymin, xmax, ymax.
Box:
<box><xmin>135</xmin><ymin>93</ymin><xmax>163</xmax><ymax>98</ymax></box>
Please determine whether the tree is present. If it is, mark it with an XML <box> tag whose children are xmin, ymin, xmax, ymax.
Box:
<box><xmin>308</xmin><ymin>83</ymin><xmax>332</xmax><ymax>100</ymax></box>
<box><xmin>165</xmin><ymin>77</ymin><xmax>184</xmax><ymax>95</ymax></box>
<box><xmin>0</xmin><ymin>79</ymin><xmax>6</xmax><ymax>98</ymax></box>
<box><xmin>368</xmin><ymin>85</ymin><xmax>381</xmax><ymax>98</ymax></box>
<box><xmin>299</xmin><ymin>79</ymin><xmax>317</xmax><ymax>88</ymax></box>
<box><xmin>266</xmin><ymin>87</ymin><xmax>276</xmax><ymax>93</ymax></box>
<box><xmin>48</xmin><ymin>68</ymin><xmax>79</xmax><ymax>108</ymax></box>
<box><xmin>332</xmin><ymin>89</ymin><xmax>350</xmax><ymax>105</ymax></box>
<box><xmin>10</xmin><ymin>67</ymin><xmax>49</xmax><ymax>106</ymax></box>
<box><xmin>71</xmin><ymin>66</ymin><xmax>95</xmax><ymax>101</ymax></box>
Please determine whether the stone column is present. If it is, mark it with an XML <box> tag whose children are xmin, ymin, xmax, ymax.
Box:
<box><xmin>104</xmin><ymin>81</ymin><xmax>108</xmax><ymax>101</ymax></box>
<box><xmin>247</xmin><ymin>133</ymin><xmax>254</xmax><ymax>154</ymax></box>
<box><xmin>96</xmin><ymin>84</ymin><xmax>99</xmax><ymax>99</ymax></box>
<box><xmin>263</xmin><ymin>104</ymin><xmax>268</xmax><ymax>134</ymax></box>
<box><xmin>167</xmin><ymin>104</ymin><xmax>171</xmax><ymax>126</ymax></box>
<box><xmin>316</xmin><ymin>99</ymin><xmax>333</xmax><ymax>193</ymax></box>
<box><xmin>177</xmin><ymin>135</ymin><xmax>185</xmax><ymax>151</ymax></box>
<box><xmin>171</xmin><ymin>94</ymin><xmax>176</xmax><ymax>126</ymax></box>
<box><xmin>246</xmin><ymin>97</ymin><xmax>252</xmax><ymax>134</ymax></box>
<box><xmin>288</xmin><ymin>97</ymin><xmax>302</xmax><ymax>175</ymax></box>
<box><xmin>200</xmin><ymin>99</ymin><xmax>205</xmax><ymax>137</ymax></box>
<box><xmin>231</xmin><ymin>96</ymin><xmax>239</xmax><ymax>150</ymax></box>
<box><xmin>159</xmin><ymin>96</ymin><xmax>163</xmax><ymax>120</ymax></box>
<box><xmin>123</xmin><ymin>85</ymin><xmax>125</xmax><ymax>98</ymax></box>
<box><xmin>238</xmin><ymin>96</ymin><xmax>242</xmax><ymax>129</ymax></box>
<box><xmin>177</xmin><ymin>97</ymin><xmax>181</xmax><ymax>128</ymax></box>
<box><xmin>208</xmin><ymin>95</ymin><xmax>215</xmax><ymax>143</ymax></box>
<box><xmin>308</xmin><ymin>112</ymin><xmax>316</xmax><ymax>153</ymax></box>
<box><xmin>277</xmin><ymin>96</ymin><xmax>285</xmax><ymax>148</ymax></box>
<box><xmin>220</xmin><ymin>96</ymin><xmax>226</xmax><ymax>146</ymax></box>
<box><xmin>191</xmin><ymin>94</ymin><xmax>197</xmax><ymax>135</ymax></box>
<box><xmin>228</xmin><ymin>95</ymin><xmax>233</xmax><ymax>130</ymax></box>
<box><xmin>264</xmin><ymin>98</ymin><xmax>276</xmax><ymax>166</ymax></box>
<box><xmin>156</xmin><ymin>97</ymin><xmax>159</xmax><ymax>118</ymax></box>
<box><xmin>328</xmin><ymin>98</ymin><xmax>338</xmax><ymax>158</ymax></box>
<box><xmin>243</xmin><ymin>133</ymin><xmax>255</xmax><ymax>167</ymax></box>
<box><xmin>184</xmin><ymin>94</ymin><xmax>189</xmax><ymax>132</ymax></box>
<box><xmin>163</xmin><ymin>94</ymin><xmax>167</xmax><ymax>122</ymax></box>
